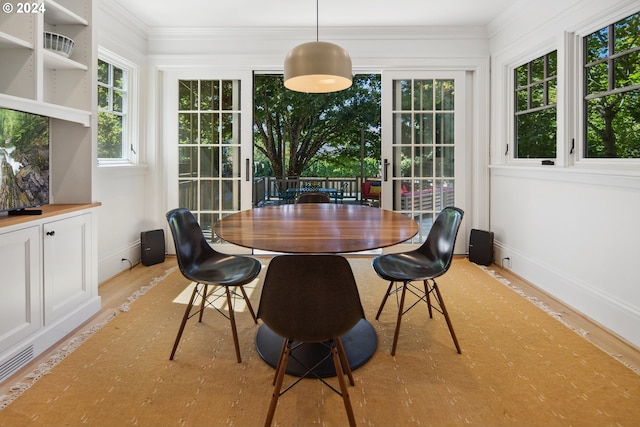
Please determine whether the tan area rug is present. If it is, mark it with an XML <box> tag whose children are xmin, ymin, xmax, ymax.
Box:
<box><xmin>1</xmin><ymin>257</ymin><xmax>639</xmax><ymax>427</ymax></box>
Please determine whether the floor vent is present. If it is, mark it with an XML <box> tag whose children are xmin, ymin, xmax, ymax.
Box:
<box><xmin>0</xmin><ymin>345</ymin><xmax>34</xmax><ymax>382</ymax></box>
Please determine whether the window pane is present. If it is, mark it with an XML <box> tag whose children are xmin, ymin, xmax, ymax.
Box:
<box><xmin>221</xmin><ymin>180</ymin><xmax>240</xmax><ymax>210</ymax></box>
<box><xmin>178</xmin><ymin>179</ymin><xmax>197</xmax><ymax>210</ymax></box>
<box><xmin>200</xmin><ymin>146</ymin><xmax>218</xmax><ymax>177</ymax></box>
<box><xmin>436</xmin><ymin>146</ymin><xmax>455</xmax><ymax>177</ymax></box>
<box><xmin>530</xmin><ymin>56</ymin><xmax>544</xmax><ymax>82</ymax></box>
<box><xmin>414</xmin><ymin>113</ymin><xmax>433</xmax><ymax>145</ymax></box>
<box><xmin>221</xmin><ymin>80</ymin><xmax>239</xmax><ymax>110</ymax></box>
<box><xmin>614</xmin><ymin>14</ymin><xmax>640</xmax><ymax>53</ymax></box>
<box><xmin>98</xmin><ymin>60</ymin><xmax>109</xmax><ymax>84</ymax></box>
<box><xmin>414</xmin><ymin>146</ymin><xmax>433</xmax><ymax>178</ymax></box>
<box><xmin>179</xmin><ymin>80</ymin><xmax>198</xmax><ymax>110</ymax></box>
<box><xmin>200</xmin><ymin>113</ymin><xmax>219</xmax><ymax>145</ymax></box>
<box><xmin>178</xmin><ymin>113</ymin><xmax>197</xmax><ymax>145</ymax></box>
<box><xmin>413</xmin><ymin>80</ymin><xmax>433</xmax><ymax>110</ymax></box>
<box><xmin>178</xmin><ymin>146</ymin><xmax>197</xmax><ymax>177</ymax></box>
<box><xmin>516</xmin><ymin>89</ymin><xmax>528</xmax><ymax>112</ymax></box>
<box><xmin>113</xmin><ymin>67</ymin><xmax>125</xmax><ymax>89</ymax></box>
<box><xmin>97</xmin><ymin>112</ymin><xmax>123</xmax><ymax>158</ymax></box>
<box><xmin>199</xmin><ymin>180</ymin><xmax>219</xmax><ymax>211</ymax></box>
<box><xmin>435</xmin><ymin>80</ymin><xmax>454</xmax><ymax>110</ymax></box>
<box><xmin>394</xmin><ymin>80</ymin><xmax>412</xmax><ymax>110</ymax></box>
<box><xmin>547</xmin><ymin>80</ymin><xmax>557</xmax><ymax>105</ymax></box>
<box><xmin>586</xmin><ymin>90</ymin><xmax>640</xmax><ymax>158</ymax></box>
<box><xmin>113</xmin><ymin>90</ymin><xmax>123</xmax><ymax>113</ymax></box>
<box><xmin>515</xmin><ymin>109</ymin><xmax>556</xmax><ymax>158</ymax></box>
<box><xmin>98</xmin><ymin>86</ymin><xmax>109</xmax><ymax>109</ymax></box>
<box><xmin>547</xmin><ymin>52</ymin><xmax>557</xmax><ymax>76</ymax></box>
<box><xmin>530</xmin><ymin>84</ymin><xmax>544</xmax><ymax>108</ymax></box>
<box><xmin>586</xmin><ymin>62</ymin><xmax>608</xmax><ymax>95</ymax></box>
<box><xmin>614</xmin><ymin>51</ymin><xmax>640</xmax><ymax>88</ymax></box>
<box><xmin>222</xmin><ymin>146</ymin><xmax>240</xmax><ymax>178</ymax></box>
<box><xmin>586</xmin><ymin>28</ymin><xmax>608</xmax><ymax>64</ymax></box>
<box><xmin>221</xmin><ymin>112</ymin><xmax>239</xmax><ymax>144</ymax></box>
<box><xmin>200</xmin><ymin>80</ymin><xmax>219</xmax><ymax>111</ymax></box>
<box><xmin>435</xmin><ymin>113</ymin><xmax>454</xmax><ymax>145</ymax></box>
<box><xmin>393</xmin><ymin>113</ymin><xmax>413</xmax><ymax>144</ymax></box>
<box><xmin>515</xmin><ymin>64</ymin><xmax>528</xmax><ymax>88</ymax></box>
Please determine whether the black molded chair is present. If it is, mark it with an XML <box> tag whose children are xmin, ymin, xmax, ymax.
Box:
<box><xmin>372</xmin><ymin>206</ymin><xmax>464</xmax><ymax>356</ymax></box>
<box><xmin>257</xmin><ymin>255</ymin><xmax>365</xmax><ymax>427</ymax></box>
<box><xmin>295</xmin><ymin>192</ymin><xmax>331</xmax><ymax>204</ymax></box>
<box><xmin>166</xmin><ymin>208</ymin><xmax>261</xmax><ymax>363</ymax></box>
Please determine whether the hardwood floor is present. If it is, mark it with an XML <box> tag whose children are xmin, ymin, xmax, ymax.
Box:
<box><xmin>1</xmin><ymin>256</ymin><xmax>638</xmax><ymax>397</ymax></box>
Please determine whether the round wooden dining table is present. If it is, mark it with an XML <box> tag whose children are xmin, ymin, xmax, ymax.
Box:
<box><xmin>214</xmin><ymin>204</ymin><xmax>418</xmax><ymax>376</ymax></box>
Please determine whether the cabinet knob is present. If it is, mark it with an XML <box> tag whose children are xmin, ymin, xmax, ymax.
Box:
<box><xmin>46</xmin><ymin>231</ymin><xmax>55</xmax><ymax>236</ymax></box>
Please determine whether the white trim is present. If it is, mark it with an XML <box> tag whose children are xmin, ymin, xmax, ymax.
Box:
<box><xmin>97</xmin><ymin>48</ymin><xmax>140</xmax><ymax>166</ymax></box>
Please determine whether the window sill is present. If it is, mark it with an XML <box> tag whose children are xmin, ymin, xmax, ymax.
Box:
<box><xmin>489</xmin><ymin>164</ymin><xmax>640</xmax><ymax>189</ymax></box>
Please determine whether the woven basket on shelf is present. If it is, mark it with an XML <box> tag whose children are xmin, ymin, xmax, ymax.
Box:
<box><xmin>44</xmin><ymin>32</ymin><xmax>74</xmax><ymax>58</ymax></box>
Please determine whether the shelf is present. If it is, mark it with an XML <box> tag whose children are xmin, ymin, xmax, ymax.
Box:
<box><xmin>44</xmin><ymin>0</ymin><xmax>89</xmax><ymax>26</ymax></box>
<box><xmin>43</xmin><ymin>49</ymin><xmax>88</xmax><ymax>70</ymax></box>
<box><xmin>0</xmin><ymin>93</ymin><xmax>91</xmax><ymax>126</ymax></box>
<box><xmin>0</xmin><ymin>31</ymin><xmax>33</xmax><ymax>49</ymax></box>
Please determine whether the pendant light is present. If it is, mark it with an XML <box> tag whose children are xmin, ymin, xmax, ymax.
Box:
<box><xmin>284</xmin><ymin>0</ymin><xmax>352</xmax><ymax>93</ymax></box>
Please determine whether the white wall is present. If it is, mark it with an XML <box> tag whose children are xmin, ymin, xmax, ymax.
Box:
<box><xmin>94</xmin><ymin>1</ymin><xmax>156</xmax><ymax>282</ymax></box>
<box><xmin>489</xmin><ymin>0</ymin><xmax>640</xmax><ymax>347</ymax></box>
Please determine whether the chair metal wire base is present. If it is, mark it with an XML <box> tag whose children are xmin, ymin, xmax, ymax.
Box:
<box><xmin>376</xmin><ymin>278</ymin><xmax>461</xmax><ymax>356</ymax></box>
<box><xmin>169</xmin><ymin>282</ymin><xmax>257</xmax><ymax>363</ymax></box>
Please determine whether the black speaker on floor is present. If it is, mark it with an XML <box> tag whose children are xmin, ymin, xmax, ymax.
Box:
<box><xmin>469</xmin><ymin>229</ymin><xmax>494</xmax><ymax>266</ymax></box>
<box><xmin>141</xmin><ymin>229</ymin><xmax>165</xmax><ymax>266</ymax></box>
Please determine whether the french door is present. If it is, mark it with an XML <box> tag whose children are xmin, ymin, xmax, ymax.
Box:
<box><xmin>163</xmin><ymin>71</ymin><xmax>254</xmax><ymax>253</ymax></box>
<box><xmin>381</xmin><ymin>71</ymin><xmax>467</xmax><ymax>252</ymax></box>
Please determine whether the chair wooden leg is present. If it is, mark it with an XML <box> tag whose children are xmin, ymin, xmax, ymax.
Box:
<box><xmin>198</xmin><ymin>284</ymin><xmax>208</xmax><ymax>322</ymax></box>
<box><xmin>336</xmin><ymin>337</ymin><xmax>355</xmax><ymax>386</ymax></box>
<box><xmin>265</xmin><ymin>341</ymin><xmax>291</xmax><ymax>427</ymax></box>
<box><xmin>272</xmin><ymin>339</ymin><xmax>288</xmax><ymax>385</ymax></box>
<box><xmin>331</xmin><ymin>343</ymin><xmax>356</xmax><ymax>427</ymax></box>
<box><xmin>423</xmin><ymin>280</ymin><xmax>434</xmax><ymax>318</ymax></box>
<box><xmin>375</xmin><ymin>281</ymin><xmax>395</xmax><ymax>320</ymax></box>
<box><xmin>225</xmin><ymin>287</ymin><xmax>242</xmax><ymax>363</ymax></box>
<box><xmin>391</xmin><ymin>282</ymin><xmax>409</xmax><ymax>356</ymax></box>
<box><xmin>239</xmin><ymin>285</ymin><xmax>258</xmax><ymax>324</ymax></box>
<box><xmin>170</xmin><ymin>283</ymin><xmax>200</xmax><ymax>360</ymax></box>
<box><xmin>432</xmin><ymin>282</ymin><xmax>461</xmax><ymax>354</ymax></box>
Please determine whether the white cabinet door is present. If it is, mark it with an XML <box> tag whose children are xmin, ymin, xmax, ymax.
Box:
<box><xmin>0</xmin><ymin>225</ymin><xmax>41</xmax><ymax>354</ymax></box>
<box><xmin>43</xmin><ymin>213</ymin><xmax>92</xmax><ymax>325</ymax></box>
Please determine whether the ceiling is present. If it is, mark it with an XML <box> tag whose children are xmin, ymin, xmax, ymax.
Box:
<box><xmin>112</xmin><ymin>0</ymin><xmax>516</xmax><ymax>29</ymax></box>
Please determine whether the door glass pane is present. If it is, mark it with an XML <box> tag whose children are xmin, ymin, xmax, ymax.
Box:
<box><xmin>391</xmin><ymin>78</ymin><xmax>457</xmax><ymax>243</ymax></box>
<box><xmin>178</xmin><ymin>79</ymin><xmax>242</xmax><ymax>244</ymax></box>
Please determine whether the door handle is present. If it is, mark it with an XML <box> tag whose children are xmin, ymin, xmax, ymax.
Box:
<box><xmin>46</xmin><ymin>231</ymin><xmax>55</xmax><ymax>236</ymax></box>
<box><xmin>246</xmin><ymin>158</ymin><xmax>250</xmax><ymax>182</ymax></box>
<box><xmin>383</xmin><ymin>158</ymin><xmax>389</xmax><ymax>181</ymax></box>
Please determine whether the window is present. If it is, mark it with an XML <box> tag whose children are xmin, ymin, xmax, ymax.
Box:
<box><xmin>514</xmin><ymin>51</ymin><xmax>557</xmax><ymax>159</ymax></box>
<box><xmin>584</xmin><ymin>11</ymin><xmax>640</xmax><ymax>158</ymax></box>
<box><xmin>97</xmin><ymin>52</ymin><xmax>137</xmax><ymax>164</ymax></box>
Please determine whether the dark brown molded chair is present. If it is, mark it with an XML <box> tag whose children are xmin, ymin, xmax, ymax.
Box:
<box><xmin>257</xmin><ymin>255</ymin><xmax>365</xmax><ymax>427</ymax></box>
<box><xmin>295</xmin><ymin>192</ymin><xmax>331</xmax><ymax>204</ymax></box>
<box><xmin>372</xmin><ymin>206</ymin><xmax>464</xmax><ymax>356</ymax></box>
<box><xmin>166</xmin><ymin>208</ymin><xmax>261</xmax><ymax>363</ymax></box>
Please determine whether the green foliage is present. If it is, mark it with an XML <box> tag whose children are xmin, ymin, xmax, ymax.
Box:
<box><xmin>584</xmin><ymin>11</ymin><xmax>640</xmax><ymax>158</ymax></box>
<box><xmin>98</xmin><ymin>112</ymin><xmax>123</xmax><ymax>158</ymax></box>
<box><xmin>254</xmin><ymin>74</ymin><xmax>381</xmax><ymax>178</ymax></box>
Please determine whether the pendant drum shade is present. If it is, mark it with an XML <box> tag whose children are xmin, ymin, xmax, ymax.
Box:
<box><xmin>284</xmin><ymin>41</ymin><xmax>352</xmax><ymax>93</ymax></box>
